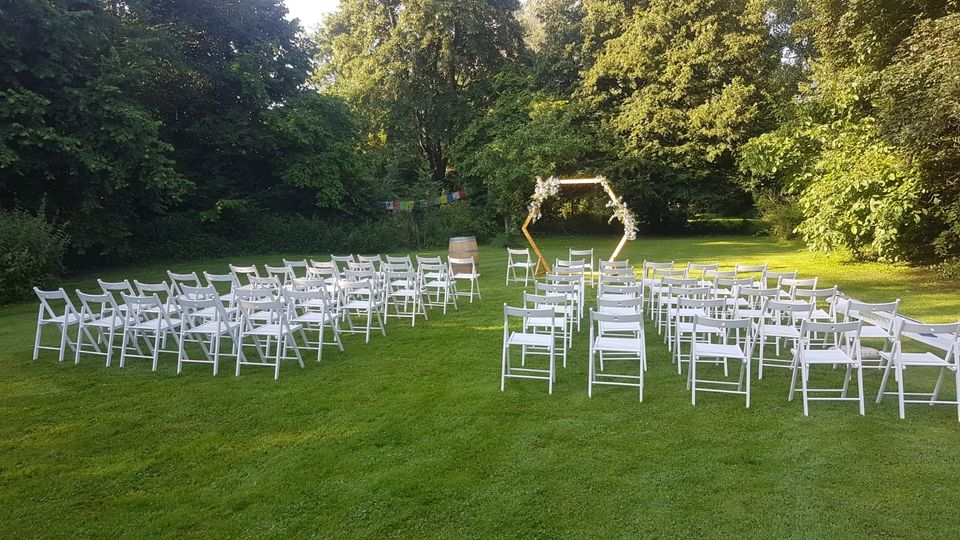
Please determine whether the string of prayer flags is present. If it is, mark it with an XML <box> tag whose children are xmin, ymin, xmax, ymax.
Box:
<box><xmin>381</xmin><ymin>189</ymin><xmax>467</xmax><ymax>212</ymax></box>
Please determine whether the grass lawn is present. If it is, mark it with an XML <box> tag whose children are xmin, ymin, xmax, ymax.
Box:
<box><xmin>2</xmin><ymin>234</ymin><xmax>960</xmax><ymax>538</ymax></box>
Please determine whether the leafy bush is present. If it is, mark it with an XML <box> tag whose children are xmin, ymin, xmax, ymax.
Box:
<box><xmin>755</xmin><ymin>196</ymin><xmax>803</xmax><ymax>241</ymax></box>
<box><xmin>0</xmin><ymin>210</ymin><xmax>68</xmax><ymax>304</ymax></box>
<box><xmin>937</xmin><ymin>258</ymin><xmax>960</xmax><ymax>281</ymax></box>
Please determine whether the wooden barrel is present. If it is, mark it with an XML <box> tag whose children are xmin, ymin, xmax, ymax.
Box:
<box><xmin>448</xmin><ymin>236</ymin><xmax>479</xmax><ymax>274</ymax></box>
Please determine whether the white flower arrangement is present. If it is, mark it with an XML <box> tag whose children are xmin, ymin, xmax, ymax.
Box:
<box><xmin>528</xmin><ymin>176</ymin><xmax>561</xmax><ymax>223</ymax></box>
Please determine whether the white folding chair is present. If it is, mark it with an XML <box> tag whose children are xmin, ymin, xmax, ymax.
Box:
<box><xmin>688</xmin><ymin>316</ymin><xmax>754</xmax><ymax>407</ymax></box>
<box><xmin>32</xmin><ymin>287</ymin><xmax>85</xmax><ymax>362</ymax></box>
<box><xmin>419</xmin><ymin>262</ymin><xmax>458</xmax><ymax>314</ymax></box>
<box><xmin>794</xmin><ymin>286</ymin><xmax>838</xmax><ymax>322</ymax></box>
<box><xmin>506</xmin><ymin>248</ymin><xmax>535</xmax><ymax>286</ymax></box>
<box><xmin>755</xmin><ymin>270</ymin><xmax>797</xmax><ymax>289</ymax></box>
<box><xmin>523</xmin><ymin>292</ymin><xmax>570</xmax><ymax>367</ymax></box>
<box><xmin>330</xmin><ymin>254</ymin><xmax>356</xmax><ymax>274</ymax></box>
<box><xmin>167</xmin><ymin>271</ymin><xmax>202</xmax><ymax>297</ymax></box>
<box><xmin>595</xmin><ymin>297</ymin><xmax>646</xmax><ymax>372</ymax></box>
<box><xmin>789</xmin><ymin>320</ymin><xmax>865</xmax><ymax>416</ymax></box>
<box><xmin>687</xmin><ymin>262</ymin><xmax>719</xmax><ymax>284</ymax></box>
<box><xmin>118</xmin><ymin>293</ymin><xmax>182</xmax><ymax>371</ymax></box>
<box><xmin>656</xmin><ymin>278</ymin><xmax>700</xmax><ymax>339</ymax></box>
<box><xmin>229</xmin><ymin>264</ymin><xmax>261</xmax><ymax>287</ymax></box>
<box><xmin>877</xmin><ymin>319</ymin><xmax>960</xmax><ymax>420</ymax></box>
<box><xmin>756</xmin><ymin>299</ymin><xmax>813</xmax><ymax>379</ymax></box>
<box><xmin>449</xmin><ymin>256</ymin><xmax>481</xmax><ymax>303</ymax></box>
<box><xmin>597</xmin><ymin>283</ymin><xmax>643</xmax><ymax>304</ymax></box>
<box><xmin>649</xmin><ymin>269</ymin><xmax>687</xmax><ymax>323</ymax></box>
<box><xmin>236</xmin><ymin>298</ymin><xmax>303</xmax><ymax>379</ymax></box>
<box><xmin>734</xmin><ymin>264</ymin><xmax>767</xmax><ymax>284</ymax></box>
<box><xmin>203</xmin><ymin>272</ymin><xmax>240</xmax><ymax>305</ymax></box>
<box><xmin>781</xmin><ymin>277</ymin><xmax>819</xmax><ymax>299</ymax></box>
<box><xmin>283</xmin><ymin>287</ymin><xmax>343</xmax><ymax>363</ymax></box>
<box><xmin>176</xmin><ymin>296</ymin><xmax>238</xmax><ymax>375</ymax></box>
<box><xmin>386</xmin><ymin>255</ymin><xmax>414</xmax><ymax>270</ymax></box>
<box><xmin>282</xmin><ymin>259</ymin><xmax>309</xmax><ymax>278</ymax></box>
<box><xmin>588</xmin><ymin>311</ymin><xmax>645</xmax><ymax>400</ymax></box>
<box><xmin>265</xmin><ymin>265</ymin><xmax>296</xmax><ymax>285</ymax></box>
<box><xmin>532</xmin><ymin>284</ymin><xmax>577</xmax><ymax>348</ymax></box>
<box><xmin>569</xmin><ymin>248</ymin><xmax>595</xmax><ymax>286</ymax></box>
<box><xmin>599</xmin><ymin>259</ymin><xmax>631</xmax><ymax>274</ymax></box>
<box><xmin>383</xmin><ymin>270</ymin><xmax>427</xmax><ymax>326</ymax></box>
<box><xmin>672</xmin><ymin>296</ymin><xmax>727</xmax><ymax>372</ymax></box>
<box><xmin>341</xmin><ymin>274</ymin><xmax>386</xmax><ymax>343</ymax></box>
<box><xmin>501</xmin><ymin>305</ymin><xmax>557</xmax><ymax>394</ymax></box>
<box><xmin>74</xmin><ymin>290</ymin><xmax>124</xmax><ymax>366</ymax></box>
<box><xmin>714</xmin><ymin>277</ymin><xmax>754</xmax><ymax>299</ymax></box>
<box><xmin>134</xmin><ymin>280</ymin><xmax>180</xmax><ymax>315</ymax></box>
<box><xmin>544</xmin><ymin>273</ymin><xmax>584</xmax><ymax>328</ymax></box>
<box><xmin>841</xmin><ymin>299</ymin><xmax>900</xmax><ymax>369</ymax></box>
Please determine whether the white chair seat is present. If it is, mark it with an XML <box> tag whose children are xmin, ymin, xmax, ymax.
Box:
<box><xmin>598</xmin><ymin>294</ymin><xmax>639</xmax><ymax>302</ymax></box>
<box><xmin>859</xmin><ymin>325</ymin><xmax>892</xmax><ymax>339</ymax></box>
<box><xmin>131</xmin><ymin>318</ymin><xmax>181</xmax><ymax>332</ymax></box>
<box><xmin>525</xmin><ymin>317</ymin><xmax>565</xmax><ymax>329</ymax></box>
<box><xmin>452</xmin><ymin>272</ymin><xmax>480</xmax><ymax>279</ymax></box>
<box><xmin>670</xmin><ymin>308</ymin><xmax>704</xmax><ymax>318</ymax></box>
<box><xmin>292</xmin><ymin>312</ymin><xmax>337</xmax><ymax>324</ymax></box>
<box><xmin>46</xmin><ymin>313</ymin><xmax>89</xmax><ymax>325</ymax></box>
<box><xmin>87</xmin><ymin>316</ymin><xmax>124</xmax><ymax>329</ymax></box>
<box><xmin>799</xmin><ymin>348</ymin><xmax>855</xmax><ymax>365</ymax></box>
<box><xmin>593</xmin><ymin>336</ymin><xmax>642</xmax><ymax>353</ymax></box>
<box><xmin>675</xmin><ymin>322</ymin><xmax>723</xmax><ymax>334</ymax></box>
<box><xmin>759</xmin><ymin>324</ymin><xmax>800</xmax><ymax>338</ymax></box>
<box><xmin>507</xmin><ymin>332</ymin><xmax>554</xmax><ymax>348</ymax></box>
<box><xmin>694</xmin><ymin>343</ymin><xmax>747</xmax><ymax>359</ymax></box>
<box><xmin>246</xmin><ymin>323</ymin><xmax>302</xmax><ymax>337</ymax></box>
<box><xmin>189</xmin><ymin>321</ymin><xmax>237</xmax><ymax>335</ymax></box>
<box><xmin>738</xmin><ymin>309</ymin><xmax>766</xmax><ymax>319</ymax></box>
<box><xmin>899</xmin><ymin>352</ymin><xmax>955</xmax><ymax>368</ymax></box>
<box><xmin>599</xmin><ymin>321</ymin><xmax>643</xmax><ymax>332</ymax></box>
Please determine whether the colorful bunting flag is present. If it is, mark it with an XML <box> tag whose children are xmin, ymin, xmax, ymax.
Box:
<box><xmin>381</xmin><ymin>189</ymin><xmax>468</xmax><ymax>212</ymax></box>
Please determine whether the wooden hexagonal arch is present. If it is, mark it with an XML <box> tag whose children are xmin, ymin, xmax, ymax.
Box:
<box><xmin>522</xmin><ymin>176</ymin><xmax>637</xmax><ymax>276</ymax></box>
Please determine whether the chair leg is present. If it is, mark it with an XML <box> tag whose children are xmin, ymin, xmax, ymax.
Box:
<box><xmin>856</xmin><ymin>366</ymin><xmax>865</xmax><ymax>416</ymax></box>
<box><xmin>58</xmin><ymin>324</ymin><xmax>68</xmax><ymax>363</ymax></box>
<box><xmin>897</xmin><ymin>363</ymin><xmax>906</xmax><ymax>419</ymax></box>
<box><xmin>745</xmin><ymin>359</ymin><xmax>752</xmax><ymax>408</ymax></box>
<box><xmin>876</xmin><ymin>358</ymin><xmax>894</xmax><ymax>403</ymax></box>
<box><xmin>588</xmin><ymin>346</ymin><xmax>594</xmax><ymax>398</ymax></box>
<box><xmin>33</xmin><ymin>322</ymin><xmax>43</xmax><ymax>360</ymax></box>
<box><xmin>801</xmin><ymin>365</ymin><xmax>810</xmax><ymax>416</ymax></box>
<box><xmin>501</xmin><ymin>344</ymin><xmax>508</xmax><ymax>392</ymax></box>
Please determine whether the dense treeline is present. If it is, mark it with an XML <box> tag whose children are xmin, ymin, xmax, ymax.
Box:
<box><xmin>2</xmin><ymin>0</ymin><xmax>959</xmax><ymax>301</ymax></box>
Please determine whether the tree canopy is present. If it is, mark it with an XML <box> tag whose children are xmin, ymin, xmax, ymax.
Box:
<box><xmin>2</xmin><ymin>0</ymin><xmax>959</xmax><ymax>273</ymax></box>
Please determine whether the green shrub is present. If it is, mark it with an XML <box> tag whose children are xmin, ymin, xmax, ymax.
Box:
<box><xmin>755</xmin><ymin>197</ymin><xmax>802</xmax><ymax>240</ymax></box>
<box><xmin>0</xmin><ymin>210</ymin><xmax>68</xmax><ymax>304</ymax></box>
<box><xmin>937</xmin><ymin>258</ymin><xmax>960</xmax><ymax>281</ymax></box>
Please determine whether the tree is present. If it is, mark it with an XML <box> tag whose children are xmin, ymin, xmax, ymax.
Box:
<box><xmin>452</xmin><ymin>65</ymin><xmax>594</xmax><ymax>231</ymax></box>
<box><xmin>878</xmin><ymin>12</ymin><xmax>960</xmax><ymax>258</ymax></box>
<box><xmin>0</xmin><ymin>0</ymin><xmax>188</xmax><ymax>257</ymax></box>
<box><xmin>316</xmin><ymin>0</ymin><xmax>525</xmax><ymax>185</ymax></box>
<box><xmin>580</xmin><ymin>0</ymin><xmax>790</xmax><ymax>226</ymax></box>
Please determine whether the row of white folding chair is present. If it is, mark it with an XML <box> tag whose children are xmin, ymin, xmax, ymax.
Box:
<box><xmin>505</xmin><ymin>247</ymin><xmax>614</xmax><ymax>288</ymax></box>
<box><xmin>502</xmin><ymin>295</ymin><xmax>645</xmax><ymax>396</ymax></box>
<box><xmin>72</xmin><ymin>284</ymin><xmax>340</xmax><ymax>377</ymax></box>
<box><xmin>687</xmin><ymin>315</ymin><xmax>864</xmax><ymax>414</ymax></box>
